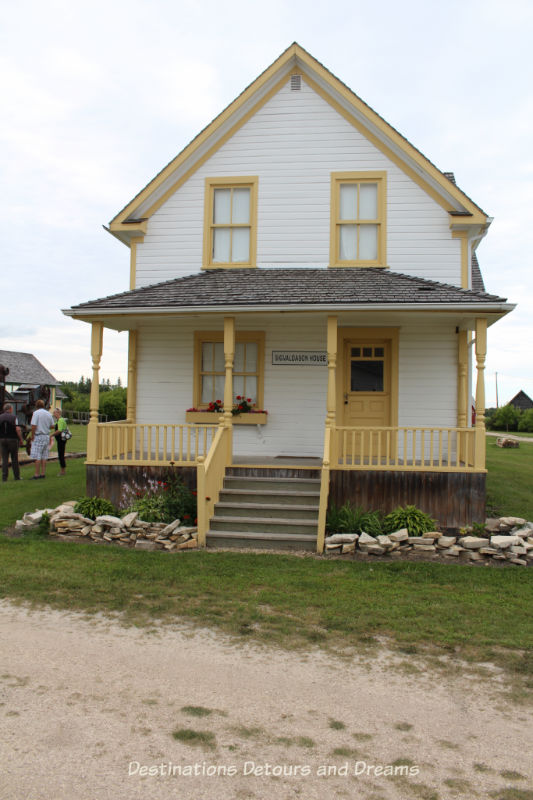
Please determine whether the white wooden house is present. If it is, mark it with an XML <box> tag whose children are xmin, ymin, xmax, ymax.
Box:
<box><xmin>65</xmin><ymin>43</ymin><xmax>514</xmax><ymax>548</ymax></box>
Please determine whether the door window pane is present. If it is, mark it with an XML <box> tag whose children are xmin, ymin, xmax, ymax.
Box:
<box><xmin>350</xmin><ymin>361</ymin><xmax>384</xmax><ymax>392</ymax></box>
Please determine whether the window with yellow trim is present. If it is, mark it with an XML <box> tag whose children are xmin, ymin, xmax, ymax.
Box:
<box><xmin>203</xmin><ymin>177</ymin><xmax>258</xmax><ymax>268</ymax></box>
<box><xmin>330</xmin><ymin>172</ymin><xmax>386</xmax><ymax>267</ymax></box>
<box><xmin>193</xmin><ymin>332</ymin><xmax>264</xmax><ymax>408</ymax></box>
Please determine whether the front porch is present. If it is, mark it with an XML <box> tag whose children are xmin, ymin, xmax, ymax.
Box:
<box><xmin>84</xmin><ymin>313</ymin><xmax>490</xmax><ymax>551</ymax></box>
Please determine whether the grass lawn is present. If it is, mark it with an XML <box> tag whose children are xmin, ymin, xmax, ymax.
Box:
<box><xmin>485</xmin><ymin>435</ymin><xmax>533</xmax><ymax>520</ymax></box>
<box><xmin>0</xmin><ymin>425</ymin><xmax>531</xmax><ymax>680</ymax></box>
<box><xmin>0</xmin><ymin>423</ymin><xmax>87</xmax><ymax>531</ymax></box>
<box><xmin>0</xmin><ymin>536</ymin><xmax>532</xmax><ymax>669</ymax></box>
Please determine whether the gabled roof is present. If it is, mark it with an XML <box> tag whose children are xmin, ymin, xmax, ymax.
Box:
<box><xmin>109</xmin><ymin>43</ymin><xmax>488</xmax><ymax>244</ymax></box>
<box><xmin>0</xmin><ymin>350</ymin><xmax>59</xmax><ymax>386</ymax></box>
<box><xmin>509</xmin><ymin>390</ymin><xmax>533</xmax><ymax>410</ymax></box>
<box><xmin>66</xmin><ymin>268</ymin><xmax>508</xmax><ymax>315</ymax></box>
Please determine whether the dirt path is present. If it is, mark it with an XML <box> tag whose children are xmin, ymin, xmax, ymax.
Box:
<box><xmin>0</xmin><ymin>600</ymin><xmax>531</xmax><ymax>800</ymax></box>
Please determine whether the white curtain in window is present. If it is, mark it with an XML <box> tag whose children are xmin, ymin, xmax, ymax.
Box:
<box><xmin>339</xmin><ymin>224</ymin><xmax>357</xmax><ymax>260</ymax></box>
<box><xmin>245</xmin><ymin>342</ymin><xmax>258</xmax><ymax>372</ymax></box>
<box><xmin>232</xmin><ymin>228</ymin><xmax>250</xmax><ymax>262</ymax></box>
<box><xmin>213</xmin><ymin>342</ymin><xmax>224</xmax><ymax>372</ymax></box>
<box><xmin>245</xmin><ymin>376</ymin><xmax>257</xmax><ymax>403</ymax></box>
<box><xmin>359</xmin><ymin>224</ymin><xmax>378</xmax><ymax>260</ymax></box>
<box><xmin>201</xmin><ymin>375</ymin><xmax>213</xmax><ymax>404</ymax></box>
<box><xmin>233</xmin><ymin>376</ymin><xmax>244</xmax><ymax>398</ymax></box>
<box><xmin>201</xmin><ymin>343</ymin><xmax>213</xmax><ymax>371</ymax></box>
<box><xmin>213</xmin><ymin>188</ymin><xmax>231</xmax><ymax>223</ymax></box>
<box><xmin>359</xmin><ymin>184</ymin><xmax>378</xmax><ymax>220</ymax></box>
<box><xmin>339</xmin><ymin>184</ymin><xmax>357</xmax><ymax>220</ymax></box>
<box><xmin>213</xmin><ymin>228</ymin><xmax>231</xmax><ymax>262</ymax></box>
<box><xmin>234</xmin><ymin>342</ymin><xmax>245</xmax><ymax>372</ymax></box>
<box><xmin>232</xmin><ymin>188</ymin><xmax>250</xmax><ymax>223</ymax></box>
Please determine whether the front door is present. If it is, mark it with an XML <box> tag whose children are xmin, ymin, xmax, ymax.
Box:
<box><xmin>343</xmin><ymin>340</ymin><xmax>392</xmax><ymax>463</ymax></box>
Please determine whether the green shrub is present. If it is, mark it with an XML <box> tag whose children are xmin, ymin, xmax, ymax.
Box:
<box><xmin>74</xmin><ymin>496</ymin><xmax>117</xmax><ymax>520</ymax></box>
<box><xmin>518</xmin><ymin>409</ymin><xmax>533</xmax><ymax>433</ymax></box>
<box><xmin>124</xmin><ymin>473</ymin><xmax>197</xmax><ymax>524</ymax></box>
<box><xmin>383</xmin><ymin>505</ymin><xmax>436</xmax><ymax>536</ymax></box>
<box><xmin>37</xmin><ymin>512</ymin><xmax>50</xmax><ymax>536</ymax></box>
<box><xmin>326</xmin><ymin>502</ymin><xmax>383</xmax><ymax>536</ymax></box>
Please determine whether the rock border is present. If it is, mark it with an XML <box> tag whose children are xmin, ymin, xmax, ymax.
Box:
<box><xmin>325</xmin><ymin>517</ymin><xmax>533</xmax><ymax>566</ymax></box>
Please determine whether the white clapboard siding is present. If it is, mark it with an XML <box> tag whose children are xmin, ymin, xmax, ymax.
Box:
<box><xmin>135</xmin><ymin>78</ymin><xmax>461</xmax><ymax>288</ymax></box>
<box><xmin>135</xmin><ymin>315</ymin><xmax>459</xmax><ymax>459</ymax></box>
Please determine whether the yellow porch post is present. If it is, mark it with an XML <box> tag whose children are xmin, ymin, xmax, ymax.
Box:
<box><xmin>326</xmin><ymin>315</ymin><xmax>338</xmax><ymax>463</ymax></box>
<box><xmin>474</xmin><ymin>318</ymin><xmax>487</xmax><ymax>470</ymax></box>
<box><xmin>223</xmin><ymin>316</ymin><xmax>235</xmax><ymax>464</ymax></box>
<box><xmin>457</xmin><ymin>330</ymin><xmax>468</xmax><ymax>464</ymax></box>
<box><xmin>87</xmin><ymin>322</ymin><xmax>103</xmax><ymax>463</ymax></box>
<box><xmin>126</xmin><ymin>331</ymin><xmax>138</xmax><ymax>423</ymax></box>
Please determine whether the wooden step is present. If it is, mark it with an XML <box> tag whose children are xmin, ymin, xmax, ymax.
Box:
<box><xmin>206</xmin><ymin>530</ymin><xmax>317</xmax><ymax>551</ymax></box>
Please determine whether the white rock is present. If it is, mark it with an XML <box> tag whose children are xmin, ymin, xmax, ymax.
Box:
<box><xmin>422</xmin><ymin>531</ymin><xmax>441</xmax><ymax>539</ymax></box>
<box><xmin>365</xmin><ymin>544</ymin><xmax>385</xmax><ymax>555</ymax></box>
<box><xmin>444</xmin><ymin>546</ymin><xmax>464</xmax><ymax>556</ymax></box>
<box><xmin>509</xmin><ymin>558</ymin><xmax>527</xmax><ymax>566</ymax></box>
<box><xmin>376</xmin><ymin>535</ymin><xmax>393</xmax><ymax>548</ymax></box>
<box><xmin>95</xmin><ymin>515</ymin><xmax>124</xmax><ymax>527</ymax></box>
<box><xmin>358</xmin><ymin>532</ymin><xmax>377</xmax><ymax>544</ymax></box>
<box><xmin>160</xmin><ymin>518</ymin><xmax>183</xmax><ymax>537</ymax></box>
<box><xmin>510</xmin><ymin>545</ymin><xmax>527</xmax><ymax>555</ymax></box>
<box><xmin>459</xmin><ymin>536</ymin><xmax>489</xmax><ymax>549</ymax></box>
<box><xmin>121</xmin><ymin>512</ymin><xmax>139</xmax><ymax>527</ymax></box>
<box><xmin>499</xmin><ymin>517</ymin><xmax>526</xmax><ymax>527</ymax></box>
<box><xmin>437</xmin><ymin>536</ymin><xmax>457</xmax><ymax>548</ymax></box>
<box><xmin>388</xmin><ymin>528</ymin><xmax>408</xmax><ymax>542</ymax></box>
<box><xmin>326</xmin><ymin>533</ymin><xmax>359</xmax><ymax>544</ymax></box>
<box><xmin>490</xmin><ymin>535</ymin><xmax>522</xmax><ymax>549</ymax></box>
<box><xmin>341</xmin><ymin>542</ymin><xmax>356</xmax><ymax>554</ymax></box>
<box><xmin>413</xmin><ymin>543</ymin><xmax>436</xmax><ymax>551</ymax></box>
<box><xmin>23</xmin><ymin>510</ymin><xmax>46</xmax><ymax>525</ymax></box>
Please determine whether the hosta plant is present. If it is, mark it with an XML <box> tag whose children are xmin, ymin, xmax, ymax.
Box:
<box><xmin>383</xmin><ymin>505</ymin><xmax>436</xmax><ymax>536</ymax></box>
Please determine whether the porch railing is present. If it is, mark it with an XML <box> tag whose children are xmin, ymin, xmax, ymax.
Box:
<box><xmin>196</xmin><ymin>425</ymin><xmax>232</xmax><ymax>546</ymax></box>
<box><xmin>94</xmin><ymin>422</ymin><xmax>218</xmax><ymax>465</ymax></box>
<box><xmin>334</xmin><ymin>426</ymin><xmax>477</xmax><ymax>471</ymax></box>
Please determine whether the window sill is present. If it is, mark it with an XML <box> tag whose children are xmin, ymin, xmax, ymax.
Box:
<box><xmin>186</xmin><ymin>411</ymin><xmax>268</xmax><ymax>425</ymax></box>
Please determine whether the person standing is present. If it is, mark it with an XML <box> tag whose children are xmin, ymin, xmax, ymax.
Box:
<box><xmin>51</xmin><ymin>408</ymin><xmax>68</xmax><ymax>476</ymax></box>
<box><xmin>30</xmin><ymin>399</ymin><xmax>54</xmax><ymax>479</ymax></box>
<box><xmin>0</xmin><ymin>403</ymin><xmax>23</xmax><ymax>482</ymax></box>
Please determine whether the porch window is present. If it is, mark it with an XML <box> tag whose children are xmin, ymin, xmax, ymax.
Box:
<box><xmin>203</xmin><ymin>177</ymin><xmax>258</xmax><ymax>268</ymax></box>
<box><xmin>193</xmin><ymin>331</ymin><xmax>265</xmax><ymax>408</ymax></box>
<box><xmin>330</xmin><ymin>172</ymin><xmax>386</xmax><ymax>267</ymax></box>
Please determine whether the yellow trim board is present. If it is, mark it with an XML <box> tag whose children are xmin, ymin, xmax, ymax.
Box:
<box><xmin>110</xmin><ymin>43</ymin><xmax>487</xmax><ymax>229</ymax></box>
<box><xmin>452</xmin><ymin>230</ymin><xmax>469</xmax><ymax>289</ymax></box>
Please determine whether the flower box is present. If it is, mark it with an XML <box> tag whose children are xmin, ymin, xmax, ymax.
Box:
<box><xmin>186</xmin><ymin>411</ymin><xmax>268</xmax><ymax>425</ymax></box>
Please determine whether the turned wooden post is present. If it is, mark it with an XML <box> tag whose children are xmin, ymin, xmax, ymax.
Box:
<box><xmin>223</xmin><ymin>317</ymin><xmax>235</xmax><ymax>464</ymax></box>
<box><xmin>474</xmin><ymin>318</ymin><xmax>487</xmax><ymax>470</ymax></box>
<box><xmin>87</xmin><ymin>322</ymin><xmax>103</xmax><ymax>463</ymax></box>
<box><xmin>326</xmin><ymin>316</ymin><xmax>338</xmax><ymax>464</ymax></box>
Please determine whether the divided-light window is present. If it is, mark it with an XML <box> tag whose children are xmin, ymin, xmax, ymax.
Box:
<box><xmin>193</xmin><ymin>332</ymin><xmax>265</xmax><ymax>409</ymax></box>
<box><xmin>203</xmin><ymin>177</ymin><xmax>258</xmax><ymax>268</ymax></box>
<box><xmin>330</xmin><ymin>172</ymin><xmax>386</xmax><ymax>267</ymax></box>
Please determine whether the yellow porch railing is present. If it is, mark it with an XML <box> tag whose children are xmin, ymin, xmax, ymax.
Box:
<box><xmin>316</xmin><ymin>425</ymin><xmax>332</xmax><ymax>554</ymax></box>
<box><xmin>94</xmin><ymin>422</ymin><xmax>218</xmax><ymax>465</ymax></box>
<box><xmin>334</xmin><ymin>426</ymin><xmax>478</xmax><ymax>472</ymax></box>
<box><xmin>196</xmin><ymin>425</ymin><xmax>232</xmax><ymax>546</ymax></box>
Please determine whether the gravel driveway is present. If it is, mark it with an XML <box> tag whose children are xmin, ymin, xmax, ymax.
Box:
<box><xmin>1</xmin><ymin>600</ymin><xmax>531</xmax><ymax>800</ymax></box>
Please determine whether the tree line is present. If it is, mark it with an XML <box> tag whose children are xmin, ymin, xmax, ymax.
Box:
<box><xmin>485</xmin><ymin>405</ymin><xmax>533</xmax><ymax>433</ymax></box>
<box><xmin>60</xmin><ymin>378</ymin><xmax>126</xmax><ymax>421</ymax></box>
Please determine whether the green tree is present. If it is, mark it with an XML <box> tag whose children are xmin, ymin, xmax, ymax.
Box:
<box><xmin>488</xmin><ymin>404</ymin><xmax>520</xmax><ymax>432</ymax></box>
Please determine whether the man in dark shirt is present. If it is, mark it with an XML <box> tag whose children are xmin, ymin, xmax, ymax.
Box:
<box><xmin>0</xmin><ymin>403</ymin><xmax>23</xmax><ymax>481</ymax></box>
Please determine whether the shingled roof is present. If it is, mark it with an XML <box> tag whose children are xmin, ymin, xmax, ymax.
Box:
<box><xmin>68</xmin><ymin>268</ymin><xmax>506</xmax><ymax>314</ymax></box>
<box><xmin>0</xmin><ymin>350</ymin><xmax>59</xmax><ymax>386</ymax></box>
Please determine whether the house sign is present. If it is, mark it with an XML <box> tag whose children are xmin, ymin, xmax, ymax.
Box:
<box><xmin>272</xmin><ymin>350</ymin><xmax>327</xmax><ymax>366</ymax></box>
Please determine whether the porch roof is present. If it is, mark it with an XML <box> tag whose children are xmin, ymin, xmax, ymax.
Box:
<box><xmin>65</xmin><ymin>268</ymin><xmax>509</xmax><ymax>317</ymax></box>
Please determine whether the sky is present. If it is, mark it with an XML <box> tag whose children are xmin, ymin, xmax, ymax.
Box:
<box><xmin>1</xmin><ymin>0</ymin><xmax>532</xmax><ymax>406</ymax></box>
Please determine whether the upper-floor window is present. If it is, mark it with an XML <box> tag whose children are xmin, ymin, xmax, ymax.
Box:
<box><xmin>203</xmin><ymin>176</ymin><xmax>258</xmax><ymax>268</ymax></box>
<box><xmin>330</xmin><ymin>172</ymin><xmax>386</xmax><ymax>267</ymax></box>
